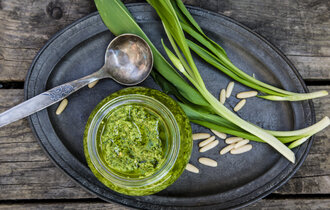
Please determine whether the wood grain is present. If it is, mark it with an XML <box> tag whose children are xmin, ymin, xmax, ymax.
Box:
<box><xmin>0</xmin><ymin>0</ymin><xmax>96</xmax><ymax>81</ymax></box>
<box><xmin>0</xmin><ymin>201</ymin><xmax>126</xmax><ymax>210</ymax></box>
<box><xmin>0</xmin><ymin>199</ymin><xmax>329</xmax><ymax>209</ymax></box>
<box><xmin>215</xmin><ymin>0</ymin><xmax>330</xmax><ymax>57</ymax></box>
<box><xmin>0</xmin><ymin>0</ymin><xmax>329</xmax><ymax>81</ymax></box>
<box><xmin>0</xmin><ymin>90</ymin><xmax>95</xmax><ymax>200</ymax></box>
<box><xmin>248</xmin><ymin>198</ymin><xmax>330</xmax><ymax>209</ymax></box>
<box><xmin>287</xmin><ymin>56</ymin><xmax>330</xmax><ymax>81</ymax></box>
<box><xmin>0</xmin><ymin>86</ymin><xmax>329</xmax><ymax>200</ymax></box>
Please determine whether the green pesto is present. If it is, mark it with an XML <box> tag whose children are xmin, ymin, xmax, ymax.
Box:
<box><xmin>84</xmin><ymin>87</ymin><xmax>192</xmax><ymax>196</ymax></box>
<box><xmin>99</xmin><ymin>104</ymin><xmax>165</xmax><ymax>177</ymax></box>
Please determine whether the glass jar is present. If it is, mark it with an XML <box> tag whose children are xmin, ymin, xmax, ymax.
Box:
<box><xmin>84</xmin><ymin>87</ymin><xmax>192</xmax><ymax>196</ymax></box>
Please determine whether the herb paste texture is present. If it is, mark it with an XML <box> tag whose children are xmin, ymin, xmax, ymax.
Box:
<box><xmin>100</xmin><ymin>104</ymin><xmax>165</xmax><ymax>176</ymax></box>
<box><xmin>84</xmin><ymin>87</ymin><xmax>192</xmax><ymax>196</ymax></box>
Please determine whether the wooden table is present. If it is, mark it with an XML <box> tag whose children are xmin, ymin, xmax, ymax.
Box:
<box><xmin>0</xmin><ymin>0</ymin><xmax>329</xmax><ymax>209</ymax></box>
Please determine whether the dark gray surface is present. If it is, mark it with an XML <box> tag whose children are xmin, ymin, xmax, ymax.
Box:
<box><xmin>25</xmin><ymin>4</ymin><xmax>314</xmax><ymax>209</ymax></box>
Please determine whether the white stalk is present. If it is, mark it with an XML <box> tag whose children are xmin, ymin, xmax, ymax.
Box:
<box><xmin>197</xmin><ymin>86</ymin><xmax>295</xmax><ymax>163</ymax></box>
<box><xmin>267</xmin><ymin>117</ymin><xmax>330</xmax><ymax>137</ymax></box>
<box><xmin>288</xmin><ymin>135</ymin><xmax>312</xmax><ymax>149</ymax></box>
<box><xmin>259</xmin><ymin>90</ymin><xmax>328</xmax><ymax>101</ymax></box>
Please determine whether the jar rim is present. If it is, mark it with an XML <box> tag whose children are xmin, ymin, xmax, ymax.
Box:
<box><xmin>86</xmin><ymin>94</ymin><xmax>181</xmax><ymax>188</ymax></box>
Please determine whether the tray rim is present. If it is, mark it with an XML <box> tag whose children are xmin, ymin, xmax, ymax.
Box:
<box><xmin>24</xmin><ymin>3</ymin><xmax>315</xmax><ymax>209</ymax></box>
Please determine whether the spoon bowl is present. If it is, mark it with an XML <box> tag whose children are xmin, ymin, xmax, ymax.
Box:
<box><xmin>104</xmin><ymin>34</ymin><xmax>153</xmax><ymax>85</ymax></box>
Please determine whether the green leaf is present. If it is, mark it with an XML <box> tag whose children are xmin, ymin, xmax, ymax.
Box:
<box><xmin>178</xmin><ymin>102</ymin><xmax>240</xmax><ymax>130</ymax></box>
<box><xmin>147</xmin><ymin>0</ymin><xmax>205</xmax><ymax>85</ymax></box>
<box><xmin>181</xmin><ymin>22</ymin><xmax>227</xmax><ymax>62</ymax></box>
<box><xmin>173</xmin><ymin>0</ymin><xmax>204</xmax><ymax>35</ymax></box>
<box><xmin>172</xmin><ymin>0</ymin><xmax>228</xmax><ymax>58</ymax></box>
<box><xmin>151</xmin><ymin>71</ymin><xmax>194</xmax><ymax>105</ymax></box>
<box><xmin>187</xmin><ymin>39</ymin><xmax>286</xmax><ymax>96</ymax></box>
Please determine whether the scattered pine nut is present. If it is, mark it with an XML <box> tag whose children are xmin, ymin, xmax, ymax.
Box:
<box><xmin>56</xmin><ymin>99</ymin><xmax>68</xmax><ymax>115</ymax></box>
<box><xmin>88</xmin><ymin>80</ymin><xmax>99</xmax><ymax>88</ymax></box>
<box><xmin>185</xmin><ymin>163</ymin><xmax>199</xmax><ymax>173</ymax></box>
<box><xmin>234</xmin><ymin>99</ymin><xmax>246</xmax><ymax>112</ymax></box>
<box><xmin>199</xmin><ymin>157</ymin><xmax>217</xmax><ymax>167</ymax></box>
<box><xmin>234</xmin><ymin>139</ymin><xmax>250</xmax><ymax>149</ymax></box>
<box><xmin>225</xmin><ymin>137</ymin><xmax>243</xmax><ymax>144</ymax></box>
<box><xmin>226</xmin><ymin>82</ymin><xmax>235</xmax><ymax>98</ymax></box>
<box><xmin>192</xmin><ymin>133</ymin><xmax>211</xmax><ymax>140</ymax></box>
<box><xmin>199</xmin><ymin>136</ymin><xmax>216</xmax><ymax>147</ymax></box>
<box><xmin>211</xmin><ymin>129</ymin><xmax>227</xmax><ymax>139</ymax></box>
<box><xmin>220</xmin><ymin>144</ymin><xmax>235</xmax><ymax>155</ymax></box>
<box><xmin>199</xmin><ymin>140</ymin><xmax>219</xmax><ymax>152</ymax></box>
<box><xmin>236</xmin><ymin>91</ymin><xmax>258</xmax><ymax>99</ymax></box>
<box><xmin>230</xmin><ymin>144</ymin><xmax>252</xmax><ymax>154</ymax></box>
<box><xmin>220</xmin><ymin>89</ymin><xmax>226</xmax><ymax>104</ymax></box>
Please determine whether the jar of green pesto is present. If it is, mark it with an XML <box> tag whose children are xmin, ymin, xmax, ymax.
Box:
<box><xmin>84</xmin><ymin>87</ymin><xmax>192</xmax><ymax>196</ymax></box>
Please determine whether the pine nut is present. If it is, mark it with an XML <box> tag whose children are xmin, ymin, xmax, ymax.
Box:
<box><xmin>199</xmin><ymin>157</ymin><xmax>217</xmax><ymax>167</ymax></box>
<box><xmin>225</xmin><ymin>137</ymin><xmax>243</xmax><ymax>144</ymax></box>
<box><xmin>185</xmin><ymin>163</ymin><xmax>199</xmax><ymax>173</ymax></box>
<box><xmin>192</xmin><ymin>133</ymin><xmax>211</xmax><ymax>140</ymax></box>
<box><xmin>199</xmin><ymin>140</ymin><xmax>219</xmax><ymax>152</ymax></box>
<box><xmin>56</xmin><ymin>99</ymin><xmax>68</xmax><ymax>115</ymax></box>
<box><xmin>88</xmin><ymin>80</ymin><xmax>99</xmax><ymax>88</ymax></box>
<box><xmin>234</xmin><ymin>99</ymin><xmax>246</xmax><ymax>112</ymax></box>
<box><xmin>236</xmin><ymin>91</ymin><xmax>258</xmax><ymax>99</ymax></box>
<box><xmin>226</xmin><ymin>82</ymin><xmax>235</xmax><ymax>98</ymax></box>
<box><xmin>230</xmin><ymin>144</ymin><xmax>252</xmax><ymax>154</ymax></box>
<box><xmin>220</xmin><ymin>144</ymin><xmax>235</xmax><ymax>155</ymax></box>
<box><xmin>211</xmin><ymin>129</ymin><xmax>227</xmax><ymax>139</ymax></box>
<box><xmin>199</xmin><ymin>136</ymin><xmax>216</xmax><ymax>147</ymax></box>
<box><xmin>234</xmin><ymin>139</ymin><xmax>250</xmax><ymax>149</ymax></box>
<box><xmin>219</xmin><ymin>89</ymin><xmax>226</xmax><ymax>104</ymax></box>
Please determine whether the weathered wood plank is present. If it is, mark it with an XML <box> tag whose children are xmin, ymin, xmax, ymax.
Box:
<box><xmin>0</xmin><ymin>199</ymin><xmax>329</xmax><ymax>209</ymax></box>
<box><xmin>0</xmin><ymin>0</ymin><xmax>329</xmax><ymax>81</ymax></box>
<box><xmin>0</xmin><ymin>161</ymin><xmax>95</xmax><ymax>200</ymax></box>
<box><xmin>0</xmin><ymin>0</ymin><xmax>96</xmax><ymax>81</ymax></box>
<box><xmin>248</xmin><ymin>198</ymin><xmax>330</xmax><ymax>209</ymax></box>
<box><xmin>0</xmin><ymin>201</ymin><xmax>126</xmax><ymax>210</ymax></box>
<box><xmin>0</xmin><ymin>89</ymin><xmax>95</xmax><ymax>200</ymax></box>
<box><xmin>287</xmin><ymin>56</ymin><xmax>330</xmax><ymax>81</ymax></box>
<box><xmin>0</xmin><ymin>86</ymin><xmax>329</xmax><ymax>200</ymax></box>
<box><xmin>187</xmin><ymin>0</ymin><xmax>330</xmax><ymax>81</ymax></box>
<box><xmin>214</xmin><ymin>0</ymin><xmax>330</xmax><ymax>57</ymax></box>
<box><xmin>275</xmin><ymin>176</ymin><xmax>330</xmax><ymax>195</ymax></box>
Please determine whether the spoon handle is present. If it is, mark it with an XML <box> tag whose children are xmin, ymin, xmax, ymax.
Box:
<box><xmin>0</xmin><ymin>70</ymin><xmax>104</xmax><ymax>128</ymax></box>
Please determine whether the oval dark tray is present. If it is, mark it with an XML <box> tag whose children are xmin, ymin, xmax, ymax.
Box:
<box><xmin>25</xmin><ymin>3</ymin><xmax>314</xmax><ymax>209</ymax></box>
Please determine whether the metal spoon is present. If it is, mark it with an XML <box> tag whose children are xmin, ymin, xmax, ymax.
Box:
<box><xmin>0</xmin><ymin>34</ymin><xmax>153</xmax><ymax>128</ymax></box>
